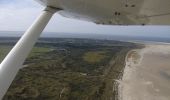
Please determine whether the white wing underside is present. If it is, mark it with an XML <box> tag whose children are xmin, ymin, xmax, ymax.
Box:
<box><xmin>35</xmin><ymin>0</ymin><xmax>170</xmax><ymax>25</ymax></box>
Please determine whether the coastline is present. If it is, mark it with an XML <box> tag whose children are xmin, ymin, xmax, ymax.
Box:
<box><xmin>119</xmin><ymin>43</ymin><xmax>170</xmax><ymax>100</ymax></box>
<box><xmin>118</xmin><ymin>48</ymin><xmax>144</xmax><ymax>100</ymax></box>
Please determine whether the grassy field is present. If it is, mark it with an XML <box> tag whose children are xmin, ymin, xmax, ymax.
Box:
<box><xmin>0</xmin><ymin>46</ymin><xmax>51</xmax><ymax>63</ymax></box>
<box><xmin>28</xmin><ymin>47</ymin><xmax>52</xmax><ymax>58</ymax></box>
<box><xmin>83</xmin><ymin>51</ymin><xmax>107</xmax><ymax>63</ymax></box>
<box><xmin>0</xmin><ymin>46</ymin><xmax>12</xmax><ymax>62</ymax></box>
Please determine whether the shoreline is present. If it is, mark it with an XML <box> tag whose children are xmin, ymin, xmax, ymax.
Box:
<box><xmin>116</xmin><ymin>48</ymin><xmax>143</xmax><ymax>100</ymax></box>
<box><xmin>119</xmin><ymin>43</ymin><xmax>170</xmax><ymax>100</ymax></box>
<box><xmin>118</xmin><ymin>48</ymin><xmax>144</xmax><ymax>100</ymax></box>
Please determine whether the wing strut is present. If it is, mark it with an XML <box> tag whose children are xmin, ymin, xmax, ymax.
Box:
<box><xmin>0</xmin><ymin>7</ymin><xmax>59</xmax><ymax>99</ymax></box>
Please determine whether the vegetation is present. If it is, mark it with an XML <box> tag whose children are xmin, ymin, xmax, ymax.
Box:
<box><xmin>0</xmin><ymin>38</ymin><xmax>142</xmax><ymax>100</ymax></box>
<box><xmin>28</xmin><ymin>47</ymin><xmax>52</xmax><ymax>58</ymax></box>
<box><xmin>0</xmin><ymin>46</ymin><xmax>12</xmax><ymax>62</ymax></box>
<box><xmin>83</xmin><ymin>51</ymin><xmax>107</xmax><ymax>63</ymax></box>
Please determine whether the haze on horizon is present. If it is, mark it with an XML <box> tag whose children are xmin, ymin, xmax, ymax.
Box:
<box><xmin>0</xmin><ymin>0</ymin><xmax>170</xmax><ymax>38</ymax></box>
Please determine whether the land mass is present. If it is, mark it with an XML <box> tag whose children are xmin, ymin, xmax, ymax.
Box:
<box><xmin>0</xmin><ymin>37</ymin><xmax>142</xmax><ymax>100</ymax></box>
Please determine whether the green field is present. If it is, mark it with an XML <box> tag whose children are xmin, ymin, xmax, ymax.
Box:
<box><xmin>0</xmin><ymin>46</ymin><xmax>51</xmax><ymax>63</ymax></box>
<box><xmin>83</xmin><ymin>51</ymin><xmax>107</xmax><ymax>63</ymax></box>
<box><xmin>28</xmin><ymin>47</ymin><xmax>52</xmax><ymax>58</ymax></box>
<box><xmin>0</xmin><ymin>46</ymin><xmax>12</xmax><ymax>62</ymax></box>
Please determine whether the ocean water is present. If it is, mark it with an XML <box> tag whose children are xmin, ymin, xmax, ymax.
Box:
<box><xmin>0</xmin><ymin>31</ymin><xmax>170</xmax><ymax>43</ymax></box>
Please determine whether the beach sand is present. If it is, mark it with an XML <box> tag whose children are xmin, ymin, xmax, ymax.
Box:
<box><xmin>120</xmin><ymin>44</ymin><xmax>170</xmax><ymax>100</ymax></box>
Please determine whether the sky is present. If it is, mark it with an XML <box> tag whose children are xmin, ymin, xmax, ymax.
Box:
<box><xmin>0</xmin><ymin>0</ymin><xmax>170</xmax><ymax>38</ymax></box>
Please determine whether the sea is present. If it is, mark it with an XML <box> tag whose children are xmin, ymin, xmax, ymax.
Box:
<box><xmin>0</xmin><ymin>31</ymin><xmax>170</xmax><ymax>43</ymax></box>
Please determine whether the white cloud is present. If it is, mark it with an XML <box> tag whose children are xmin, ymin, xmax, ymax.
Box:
<box><xmin>1</xmin><ymin>0</ymin><xmax>170</xmax><ymax>38</ymax></box>
<box><xmin>0</xmin><ymin>0</ymin><xmax>99</xmax><ymax>33</ymax></box>
<box><xmin>0</xmin><ymin>0</ymin><xmax>96</xmax><ymax>32</ymax></box>
<box><xmin>0</xmin><ymin>0</ymin><xmax>43</xmax><ymax>31</ymax></box>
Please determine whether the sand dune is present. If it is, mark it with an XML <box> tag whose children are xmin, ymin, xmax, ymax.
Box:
<box><xmin>120</xmin><ymin>44</ymin><xmax>170</xmax><ymax>100</ymax></box>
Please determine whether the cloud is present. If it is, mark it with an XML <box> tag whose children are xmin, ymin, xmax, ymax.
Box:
<box><xmin>0</xmin><ymin>0</ymin><xmax>95</xmax><ymax>32</ymax></box>
<box><xmin>0</xmin><ymin>0</ymin><xmax>100</xmax><ymax>33</ymax></box>
<box><xmin>0</xmin><ymin>0</ymin><xmax>170</xmax><ymax>38</ymax></box>
<box><xmin>0</xmin><ymin>0</ymin><xmax>41</xmax><ymax>8</ymax></box>
<box><xmin>0</xmin><ymin>0</ymin><xmax>43</xmax><ymax>31</ymax></box>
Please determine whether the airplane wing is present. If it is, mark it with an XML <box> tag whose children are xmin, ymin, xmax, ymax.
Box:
<box><xmin>35</xmin><ymin>0</ymin><xmax>170</xmax><ymax>25</ymax></box>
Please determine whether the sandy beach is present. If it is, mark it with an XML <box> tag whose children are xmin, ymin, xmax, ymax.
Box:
<box><xmin>120</xmin><ymin>43</ymin><xmax>170</xmax><ymax>100</ymax></box>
